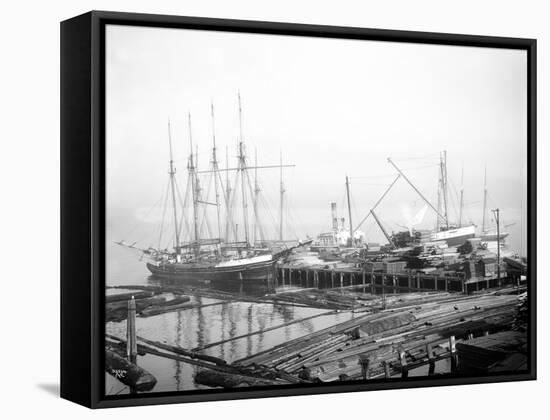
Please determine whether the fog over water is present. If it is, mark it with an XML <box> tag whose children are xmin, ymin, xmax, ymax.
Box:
<box><xmin>106</xmin><ymin>25</ymin><xmax>527</xmax><ymax>256</ymax></box>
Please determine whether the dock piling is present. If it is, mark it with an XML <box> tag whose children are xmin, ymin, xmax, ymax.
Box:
<box><xmin>126</xmin><ymin>296</ymin><xmax>137</xmax><ymax>364</ymax></box>
<box><xmin>426</xmin><ymin>343</ymin><xmax>435</xmax><ymax>376</ymax></box>
<box><xmin>382</xmin><ymin>360</ymin><xmax>391</xmax><ymax>379</ymax></box>
<box><xmin>449</xmin><ymin>335</ymin><xmax>458</xmax><ymax>373</ymax></box>
<box><xmin>358</xmin><ymin>354</ymin><xmax>371</xmax><ymax>380</ymax></box>
<box><xmin>398</xmin><ymin>346</ymin><xmax>408</xmax><ymax>378</ymax></box>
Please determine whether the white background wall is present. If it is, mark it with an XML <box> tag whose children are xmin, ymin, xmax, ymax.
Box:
<box><xmin>0</xmin><ymin>0</ymin><xmax>547</xmax><ymax>418</ymax></box>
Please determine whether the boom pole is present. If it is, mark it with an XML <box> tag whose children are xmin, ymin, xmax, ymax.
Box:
<box><xmin>371</xmin><ymin>210</ymin><xmax>395</xmax><ymax>249</ymax></box>
<box><xmin>354</xmin><ymin>174</ymin><xmax>400</xmax><ymax>232</ymax></box>
<box><xmin>387</xmin><ymin>157</ymin><xmax>447</xmax><ymax>224</ymax></box>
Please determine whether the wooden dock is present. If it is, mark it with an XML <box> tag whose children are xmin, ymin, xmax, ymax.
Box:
<box><xmin>275</xmin><ymin>264</ymin><xmax>518</xmax><ymax>295</ymax></box>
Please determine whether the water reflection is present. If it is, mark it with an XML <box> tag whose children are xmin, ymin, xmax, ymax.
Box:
<box><xmin>106</xmin><ymin>247</ymin><xmax>355</xmax><ymax>394</ymax></box>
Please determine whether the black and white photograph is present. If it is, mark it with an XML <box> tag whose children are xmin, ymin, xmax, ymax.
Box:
<box><xmin>103</xmin><ymin>21</ymin><xmax>531</xmax><ymax>397</ymax></box>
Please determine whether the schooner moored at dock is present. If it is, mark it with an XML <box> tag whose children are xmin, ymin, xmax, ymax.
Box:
<box><xmin>117</xmin><ymin>94</ymin><xmax>309</xmax><ymax>287</ymax></box>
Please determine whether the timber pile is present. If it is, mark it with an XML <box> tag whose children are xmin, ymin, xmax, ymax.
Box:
<box><xmin>456</xmin><ymin>330</ymin><xmax>527</xmax><ymax>374</ymax></box>
<box><xmin>268</xmin><ymin>289</ymin><xmax>363</xmax><ymax>310</ymax></box>
<box><xmin>233</xmin><ymin>292</ymin><xmax>522</xmax><ymax>382</ymax></box>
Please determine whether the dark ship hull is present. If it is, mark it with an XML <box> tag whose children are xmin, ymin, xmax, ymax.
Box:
<box><xmin>146</xmin><ymin>258</ymin><xmax>276</xmax><ymax>282</ymax></box>
<box><xmin>146</xmin><ymin>256</ymin><xmax>281</xmax><ymax>294</ymax></box>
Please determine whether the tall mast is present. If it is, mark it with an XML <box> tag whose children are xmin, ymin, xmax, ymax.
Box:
<box><xmin>210</xmin><ymin>102</ymin><xmax>222</xmax><ymax>242</ymax></box>
<box><xmin>436</xmin><ymin>160</ymin><xmax>442</xmax><ymax>231</ymax></box>
<box><xmin>224</xmin><ymin>145</ymin><xmax>232</xmax><ymax>243</ymax></box>
<box><xmin>492</xmin><ymin>208</ymin><xmax>501</xmax><ymax>285</ymax></box>
<box><xmin>458</xmin><ymin>164</ymin><xmax>464</xmax><ymax>227</ymax></box>
<box><xmin>345</xmin><ymin>175</ymin><xmax>353</xmax><ymax>247</ymax></box>
<box><xmin>482</xmin><ymin>166</ymin><xmax>488</xmax><ymax>233</ymax></box>
<box><xmin>237</xmin><ymin>92</ymin><xmax>249</xmax><ymax>247</ymax></box>
<box><xmin>188</xmin><ymin>112</ymin><xmax>200</xmax><ymax>252</ymax></box>
<box><xmin>279</xmin><ymin>150</ymin><xmax>285</xmax><ymax>242</ymax></box>
<box><xmin>253</xmin><ymin>149</ymin><xmax>260</xmax><ymax>245</ymax></box>
<box><xmin>167</xmin><ymin>120</ymin><xmax>180</xmax><ymax>252</ymax></box>
<box><xmin>442</xmin><ymin>151</ymin><xmax>449</xmax><ymax>229</ymax></box>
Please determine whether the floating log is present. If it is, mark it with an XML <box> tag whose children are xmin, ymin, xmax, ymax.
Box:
<box><xmin>140</xmin><ymin>301</ymin><xmax>195</xmax><ymax>317</ymax></box>
<box><xmin>106</xmin><ymin>290</ymin><xmax>155</xmax><ymax>303</ymax></box>
<box><xmin>136</xmin><ymin>335</ymin><xmax>227</xmax><ymax>366</ymax></box>
<box><xmin>105</xmin><ymin>349</ymin><xmax>156</xmax><ymax>391</ymax></box>
<box><xmin>194</xmin><ymin>369</ymin><xmax>284</xmax><ymax>388</ymax></box>
<box><xmin>106</xmin><ymin>296</ymin><xmax>167</xmax><ymax>322</ymax></box>
<box><xmin>106</xmin><ymin>296</ymin><xmax>166</xmax><ymax>312</ymax></box>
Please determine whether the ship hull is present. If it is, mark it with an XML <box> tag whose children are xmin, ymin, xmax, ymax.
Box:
<box><xmin>431</xmin><ymin>225</ymin><xmax>476</xmax><ymax>247</ymax></box>
<box><xmin>480</xmin><ymin>232</ymin><xmax>509</xmax><ymax>242</ymax></box>
<box><xmin>147</xmin><ymin>259</ymin><xmax>276</xmax><ymax>281</ymax></box>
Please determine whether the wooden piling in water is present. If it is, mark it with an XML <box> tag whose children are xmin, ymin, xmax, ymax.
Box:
<box><xmin>426</xmin><ymin>343</ymin><xmax>435</xmax><ymax>376</ymax></box>
<box><xmin>398</xmin><ymin>346</ymin><xmax>408</xmax><ymax>378</ymax></box>
<box><xmin>449</xmin><ymin>335</ymin><xmax>458</xmax><ymax>373</ymax></box>
<box><xmin>382</xmin><ymin>360</ymin><xmax>391</xmax><ymax>379</ymax></box>
<box><xmin>358</xmin><ymin>354</ymin><xmax>371</xmax><ymax>380</ymax></box>
<box><xmin>126</xmin><ymin>296</ymin><xmax>137</xmax><ymax>364</ymax></box>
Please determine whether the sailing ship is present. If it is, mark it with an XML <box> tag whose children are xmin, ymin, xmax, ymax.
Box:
<box><xmin>119</xmin><ymin>94</ymin><xmax>310</xmax><ymax>285</ymax></box>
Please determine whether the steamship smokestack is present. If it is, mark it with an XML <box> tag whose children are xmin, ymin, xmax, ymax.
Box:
<box><xmin>331</xmin><ymin>202</ymin><xmax>338</xmax><ymax>231</ymax></box>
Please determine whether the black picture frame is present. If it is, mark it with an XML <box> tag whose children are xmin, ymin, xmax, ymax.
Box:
<box><xmin>61</xmin><ymin>10</ymin><xmax>537</xmax><ymax>409</ymax></box>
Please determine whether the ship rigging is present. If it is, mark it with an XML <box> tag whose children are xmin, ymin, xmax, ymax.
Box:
<box><xmin>117</xmin><ymin>94</ymin><xmax>310</xmax><ymax>283</ymax></box>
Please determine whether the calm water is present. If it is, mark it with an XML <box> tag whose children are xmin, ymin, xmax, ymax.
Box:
<box><xmin>106</xmin><ymin>245</ymin><xmax>355</xmax><ymax>395</ymax></box>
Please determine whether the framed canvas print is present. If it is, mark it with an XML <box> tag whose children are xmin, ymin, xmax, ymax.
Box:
<box><xmin>60</xmin><ymin>11</ymin><xmax>536</xmax><ymax>408</ymax></box>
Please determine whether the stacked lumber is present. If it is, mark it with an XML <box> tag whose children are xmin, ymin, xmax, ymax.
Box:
<box><xmin>234</xmin><ymin>292</ymin><xmax>522</xmax><ymax>382</ymax></box>
<box><xmin>268</xmin><ymin>289</ymin><xmax>361</xmax><ymax>310</ymax></box>
<box><xmin>456</xmin><ymin>331</ymin><xmax>527</xmax><ymax>374</ymax></box>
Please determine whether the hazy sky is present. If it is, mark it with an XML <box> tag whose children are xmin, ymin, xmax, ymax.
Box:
<box><xmin>106</xmin><ymin>24</ymin><xmax>527</xmax><ymax>254</ymax></box>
